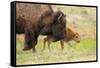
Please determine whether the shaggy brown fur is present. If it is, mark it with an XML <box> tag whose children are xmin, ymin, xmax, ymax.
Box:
<box><xmin>16</xmin><ymin>3</ymin><xmax>67</xmax><ymax>52</ymax></box>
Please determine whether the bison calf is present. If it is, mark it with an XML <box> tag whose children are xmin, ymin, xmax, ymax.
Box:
<box><xmin>43</xmin><ymin>27</ymin><xmax>80</xmax><ymax>50</ymax></box>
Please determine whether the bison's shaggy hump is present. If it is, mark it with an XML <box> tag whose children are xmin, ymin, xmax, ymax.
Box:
<box><xmin>16</xmin><ymin>3</ymin><xmax>53</xmax><ymax>33</ymax></box>
<box><xmin>16</xmin><ymin>3</ymin><xmax>53</xmax><ymax>21</ymax></box>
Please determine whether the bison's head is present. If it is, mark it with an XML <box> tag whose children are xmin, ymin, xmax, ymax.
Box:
<box><xmin>53</xmin><ymin>11</ymin><xmax>66</xmax><ymax>25</ymax></box>
<box><xmin>51</xmin><ymin>11</ymin><xmax>67</xmax><ymax>41</ymax></box>
<box><xmin>40</xmin><ymin>11</ymin><xmax>67</xmax><ymax>41</ymax></box>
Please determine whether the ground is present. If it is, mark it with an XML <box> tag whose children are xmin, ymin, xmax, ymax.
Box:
<box><xmin>16</xmin><ymin>35</ymin><xmax>96</xmax><ymax>65</ymax></box>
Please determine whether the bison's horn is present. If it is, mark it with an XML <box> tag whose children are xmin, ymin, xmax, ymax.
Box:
<box><xmin>57</xmin><ymin>14</ymin><xmax>63</xmax><ymax>22</ymax></box>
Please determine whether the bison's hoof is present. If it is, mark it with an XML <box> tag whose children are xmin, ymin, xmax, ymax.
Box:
<box><xmin>23</xmin><ymin>47</ymin><xmax>32</xmax><ymax>51</ymax></box>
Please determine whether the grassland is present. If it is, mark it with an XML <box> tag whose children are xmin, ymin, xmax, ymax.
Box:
<box><xmin>16</xmin><ymin>5</ymin><xmax>97</xmax><ymax>65</ymax></box>
<box><xmin>16</xmin><ymin>35</ymin><xmax>96</xmax><ymax>65</ymax></box>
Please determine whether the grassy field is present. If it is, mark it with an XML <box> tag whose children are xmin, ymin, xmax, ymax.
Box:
<box><xmin>16</xmin><ymin>5</ymin><xmax>97</xmax><ymax>65</ymax></box>
<box><xmin>16</xmin><ymin>35</ymin><xmax>96</xmax><ymax>65</ymax></box>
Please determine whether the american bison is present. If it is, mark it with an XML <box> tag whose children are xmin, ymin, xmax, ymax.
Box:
<box><xmin>43</xmin><ymin>27</ymin><xmax>80</xmax><ymax>50</ymax></box>
<box><xmin>16</xmin><ymin>3</ymin><xmax>67</xmax><ymax>52</ymax></box>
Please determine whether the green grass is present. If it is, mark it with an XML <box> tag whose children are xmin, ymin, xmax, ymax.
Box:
<box><xmin>16</xmin><ymin>36</ymin><xmax>96</xmax><ymax>65</ymax></box>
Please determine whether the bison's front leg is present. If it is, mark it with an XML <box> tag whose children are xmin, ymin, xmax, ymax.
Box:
<box><xmin>32</xmin><ymin>30</ymin><xmax>39</xmax><ymax>52</ymax></box>
<box><xmin>31</xmin><ymin>29</ymin><xmax>40</xmax><ymax>52</ymax></box>
<box><xmin>23</xmin><ymin>26</ymin><xmax>40</xmax><ymax>52</ymax></box>
<box><xmin>23</xmin><ymin>28</ymin><xmax>33</xmax><ymax>51</ymax></box>
<box><xmin>32</xmin><ymin>39</ymin><xmax>38</xmax><ymax>52</ymax></box>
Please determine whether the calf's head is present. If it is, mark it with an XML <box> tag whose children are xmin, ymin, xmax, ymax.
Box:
<box><xmin>73</xmin><ymin>32</ymin><xmax>80</xmax><ymax>43</ymax></box>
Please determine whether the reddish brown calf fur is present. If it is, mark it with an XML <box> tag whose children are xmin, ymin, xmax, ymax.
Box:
<box><xmin>43</xmin><ymin>27</ymin><xmax>80</xmax><ymax>50</ymax></box>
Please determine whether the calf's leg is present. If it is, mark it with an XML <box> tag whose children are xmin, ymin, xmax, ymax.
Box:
<box><xmin>47</xmin><ymin>40</ymin><xmax>51</xmax><ymax>51</ymax></box>
<box><xmin>60</xmin><ymin>40</ymin><xmax>64</xmax><ymax>50</ymax></box>
<box><xmin>43</xmin><ymin>37</ymin><xmax>47</xmax><ymax>50</ymax></box>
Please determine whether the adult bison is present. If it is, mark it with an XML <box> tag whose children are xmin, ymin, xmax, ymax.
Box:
<box><xmin>16</xmin><ymin>3</ymin><xmax>67</xmax><ymax>52</ymax></box>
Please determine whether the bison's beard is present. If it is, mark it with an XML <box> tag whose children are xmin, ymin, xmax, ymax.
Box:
<box><xmin>40</xmin><ymin>25</ymin><xmax>52</xmax><ymax>35</ymax></box>
<box><xmin>40</xmin><ymin>24</ymin><xmax>66</xmax><ymax>42</ymax></box>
